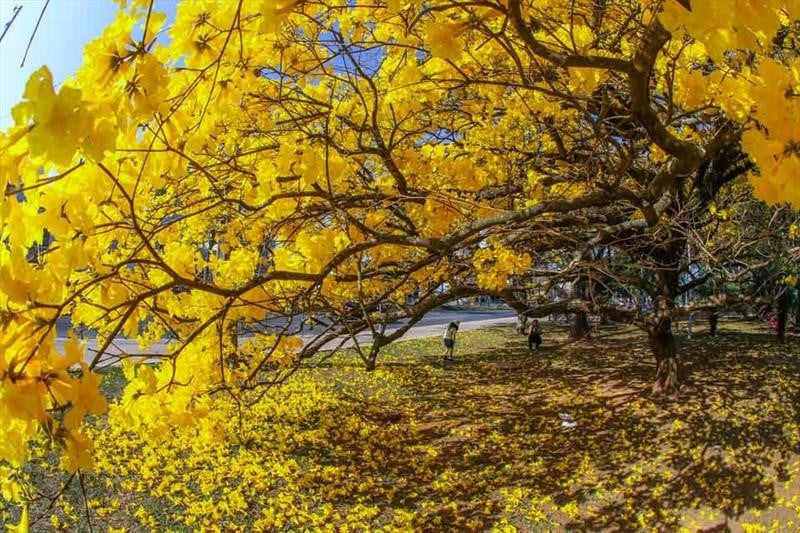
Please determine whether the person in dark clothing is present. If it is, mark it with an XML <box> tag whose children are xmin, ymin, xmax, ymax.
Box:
<box><xmin>528</xmin><ymin>319</ymin><xmax>542</xmax><ymax>350</ymax></box>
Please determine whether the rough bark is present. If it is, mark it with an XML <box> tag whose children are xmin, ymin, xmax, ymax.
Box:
<box><xmin>649</xmin><ymin>226</ymin><xmax>683</xmax><ymax>396</ymax></box>
<box><xmin>649</xmin><ymin>316</ymin><xmax>679</xmax><ymax>396</ymax></box>
<box><xmin>571</xmin><ymin>311</ymin><xmax>591</xmax><ymax>340</ymax></box>
<box><xmin>570</xmin><ymin>276</ymin><xmax>591</xmax><ymax>340</ymax></box>
<box><xmin>709</xmin><ymin>307</ymin><xmax>718</xmax><ymax>336</ymax></box>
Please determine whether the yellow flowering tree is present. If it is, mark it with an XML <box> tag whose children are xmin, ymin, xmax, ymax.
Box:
<box><xmin>1</xmin><ymin>0</ymin><xmax>800</xmax><ymax>522</ymax></box>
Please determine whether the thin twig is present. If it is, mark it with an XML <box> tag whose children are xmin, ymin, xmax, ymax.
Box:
<box><xmin>0</xmin><ymin>4</ymin><xmax>22</xmax><ymax>44</ymax></box>
<box><xmin>77</xmin><ymin>469</ymin><xmax>94</xmax><ymax>533</ymax></box>
<box><xmin>20</xmin><ymin>0</ymin><xmax>49</xmax><ymax>68</ymax></box>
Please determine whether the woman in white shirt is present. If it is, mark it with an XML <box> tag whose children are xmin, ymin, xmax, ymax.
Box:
<box><xmin>443</xmin><ymin>321</ymin><xmax>460</xmax><ymax>362</ymax></box>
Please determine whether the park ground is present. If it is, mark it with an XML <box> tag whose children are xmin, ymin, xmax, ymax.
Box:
<box><xmin>12</xmin><ymin>319</ymin><xmax>800</xmax><ymax>531</ymax></box>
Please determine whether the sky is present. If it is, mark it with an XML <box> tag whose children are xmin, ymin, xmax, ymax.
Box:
<box><xmin>0</xmin><ymin>0</ymin><xmax>177</xmax><ymax>130</ymax></box>
<box><xmin>0</xmin><ymin>0</ymin><xmax>118</xmax><ymax>128</ymax></box>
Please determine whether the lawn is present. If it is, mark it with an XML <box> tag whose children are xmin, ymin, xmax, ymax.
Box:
<box><xmin>10</xmin><ymin>320</ymin><xmax>800</xmax><ymax>531</ymax></box>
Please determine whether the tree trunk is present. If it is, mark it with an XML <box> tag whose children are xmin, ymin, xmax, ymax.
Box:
<box><xmin>709</xmin><ymin>307</ymin><xmax>718</xmax><ymax>336</ymax></box>
<box><xmin>649</xmin><ymin>317</ymin><xmax>679</xmax><ymax>396</ymax></box>
<box><xmin>777</xmin><ymin>289</ymin><xmax>790</xmax><ymax>342</ymax></box>
<box><xmin>570</xmin><ymin>275</ymin><xmax>591</xmax><ymax>340</ymax></box>
<box><xmin>365</xmin><ymin>342</ymin><xmax>382</xmax><ymax>371</ymax></box>
<box><xmin>571</xmin><ymin>311</ymin><xmax>590</xmax><ymax>340</ymax></box>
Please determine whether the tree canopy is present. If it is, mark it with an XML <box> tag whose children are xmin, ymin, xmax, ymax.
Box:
<box><xmin>1</xmin><ymin>0</ymin><xmax>799</xmax><ymax>518</ymax></box>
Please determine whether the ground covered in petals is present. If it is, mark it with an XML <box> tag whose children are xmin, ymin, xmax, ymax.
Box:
<box><xmin>14</xmin><ymin>320</ymin><xmax>800</xmax><ymax>531</ymax></box>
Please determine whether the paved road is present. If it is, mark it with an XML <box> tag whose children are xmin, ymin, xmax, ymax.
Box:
<box><xmin>54</xmin><ymin>309</ymin><xmax>516</xmax><ymax>367</ymax></box>
<box><xmin>314</xmin><ymin>310</ymin><xmax>516</xmax><ymax>350</ymax></box>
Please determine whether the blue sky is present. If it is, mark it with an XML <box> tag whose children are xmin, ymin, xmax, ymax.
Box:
<box><xmin>0</xmin><ymin>0</ymin><xmax>177</xmax><ymax>130</ymax></box>
<box><xmin>0</xmin><ymin>0</ymin><xmax>118</xmax><ymax>128</ymax></box>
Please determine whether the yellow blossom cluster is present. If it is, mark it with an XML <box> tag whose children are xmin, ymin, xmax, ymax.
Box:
<box><xmin>661</xmin><ymin>0</ymin><xmax>800</xmax><ymax>206</ymax></box>
<box><xmin>473</xmin><ymin>243</ymin><xmax>532</xmax><ymax>292</ymax></box>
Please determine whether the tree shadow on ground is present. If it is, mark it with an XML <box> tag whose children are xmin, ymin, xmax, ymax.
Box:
<box><xmin>307</xmin><ymin>322</ymin><xmax>800</xmax><ymax>530</ymax></box>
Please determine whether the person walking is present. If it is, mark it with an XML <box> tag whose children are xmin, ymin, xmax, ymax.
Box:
<box><xmin>528</xmin><ymin>319</ymin><xmax>542</xmax><ymax>350</ymax></box>
<box><xmin>443</xmin><ymin>321</ymin><xmax>460</xmax><ymax>362</ymax></box>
